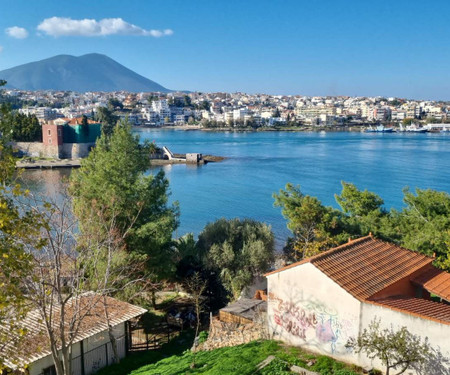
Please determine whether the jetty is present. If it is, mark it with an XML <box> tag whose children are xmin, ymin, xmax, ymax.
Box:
<box><xmin>16</xmin><ymin>159</ymin><xmax>82</xmax><ymax>169</ymax></box>
<box><xmin>16</xmin><ymin>146</ymin><xmax>224</xmax><ymax>169</ymax></box>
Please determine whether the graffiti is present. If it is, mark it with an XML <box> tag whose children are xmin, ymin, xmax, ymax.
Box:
<box><xmin>269</xmin><ymin>292</ymin><xmax>355</xmax><ymax>354</ymax></box>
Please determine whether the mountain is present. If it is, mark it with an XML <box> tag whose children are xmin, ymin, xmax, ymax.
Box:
<box><xmin>0</xmin><ymin>53</ymin><xmax>171</xmax><ymax>92</ymax></box>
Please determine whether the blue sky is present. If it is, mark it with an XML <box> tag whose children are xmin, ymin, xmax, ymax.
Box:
<box><xmin>1</xmin><ymin>0</ymin><xmax>450</xmax><ymax>100</ymax></box>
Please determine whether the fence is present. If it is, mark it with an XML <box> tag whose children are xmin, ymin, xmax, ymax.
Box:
<box><xmin>129</xmin><ymin>322</ymin><xmax>178</xmax><ymax>351</ymax></box>
<box><xmin>39</xmin><ymin>336</ymin><xmax>126</xmax><ymax>375</ymax></box>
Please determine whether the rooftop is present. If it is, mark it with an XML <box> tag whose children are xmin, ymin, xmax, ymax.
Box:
<box><xmin>411</xmin><ymin>267</ymin><xmax>450</xmax><ymax>302</ymax></box>
<box><xmin>266</xmin><ymin>235</ymin><xmax>434</xmax><ymax>301</ymax></box>
<box><xmin>0</xmin><ymin>292</ymin><xmax>146</xmax><ymax>367</ymax></box>
<box><xmin>370</xmin><ymin>296</ymin><xmax>450</xmax><ymax>325</ymax></box>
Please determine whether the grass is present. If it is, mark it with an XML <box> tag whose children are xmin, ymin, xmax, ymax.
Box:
<box><xmin>98</xmin><ymin>337</ymin><xmax>364</xmax><ymax>375</ymax></box>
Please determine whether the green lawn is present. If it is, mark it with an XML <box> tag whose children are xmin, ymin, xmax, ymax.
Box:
<box><xmin>97</xmin><ymin>333</ymin><xmax>367</xmax><ymax>375</ymax></box>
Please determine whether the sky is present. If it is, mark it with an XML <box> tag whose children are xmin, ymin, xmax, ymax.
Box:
<box><xmin>1</xmin><ymin>0</ymin><xmax>450</xmax><ymax>100</ymax></box>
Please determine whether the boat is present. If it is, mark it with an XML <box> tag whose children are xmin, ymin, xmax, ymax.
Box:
<box><xmin>365</xmin><ymin>125</ymin><xmax>394</xmax><ymax>133</ymax></box>
<box><xmin>399</xmin><ymin>124</ymin><xmax>428</xmax><ymax>133</ymax></box>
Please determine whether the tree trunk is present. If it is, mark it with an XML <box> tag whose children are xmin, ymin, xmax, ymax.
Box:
<box><xmin>61</xmin><ymin>346</ymin><xmax>71</xmax><ymax>375</ymax></box>
<box><xmin>151</xmin><ymin>290</ymin><xmax>157</xmax><ymax>308</ymax></box>
<box><xmin>103</xmin><ymin>295</ymin><xmax>119</xmax><ymax>364</ymax></box>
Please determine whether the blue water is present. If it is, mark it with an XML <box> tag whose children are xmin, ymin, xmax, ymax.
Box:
<box><xmin>22</xmin><ymin>130</ymin><xmax>450</xmax><ymax>248</ymax></box>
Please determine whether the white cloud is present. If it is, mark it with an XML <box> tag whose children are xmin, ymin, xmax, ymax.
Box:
<box><xmin>5</xmin><ymin>26</ymin><xmax>29</xmax><ymax>39</ymax></box>
<box><xmin>37</xmin><ymin>17</ymin><xmax>173</xmax><ymax>37</ymax></box>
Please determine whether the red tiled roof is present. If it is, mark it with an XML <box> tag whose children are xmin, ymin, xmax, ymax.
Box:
<box><xmin>411</xmin><ymin>268</ymin><xmax>450</xmax><ymax>301</ymax></box>
<box><xmin>369</xmin><ymin>296</ymin><xmax>450</xmax><ymax>325</ymax></box>
<box><xmin>266</xmin><ymin>235</ymin><xmax>434</xmax><ymax>301</ymax></box>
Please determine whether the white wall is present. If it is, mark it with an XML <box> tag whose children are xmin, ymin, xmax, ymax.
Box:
<box><xmin>267</xmin><ymin>264</ymin><xmax>450</xmax><ymax>374</ymax></box>
<box><xmin>28</xmin><ymin>323</ymin><xmax>126</xmax><ymax>375</ymax></box>
<box><xmin>360</xmin><ymin>302</ymin><xmax>450</xmax><ymax>374</ymax></box>
<box><xmin>267</xmin><ymin>263</ymin><xmax>361</xmax><ymax>364</ymax></box>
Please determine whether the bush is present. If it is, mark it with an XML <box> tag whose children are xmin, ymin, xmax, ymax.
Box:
<box><xmin>198</xmin><ymin>330</ymin><xmax>209</xmax><ymax>344</ymax></box>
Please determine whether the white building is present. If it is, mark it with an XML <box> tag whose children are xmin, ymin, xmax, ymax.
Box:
<box><xmin>2</xmin><ymin>293</ymin><xmax>146</xmax><ymax>375</ymax></box>
<box><xmin>266</xmin><ymin>235</ymin><xmax>450</xmax><ymax>374</ymax></box>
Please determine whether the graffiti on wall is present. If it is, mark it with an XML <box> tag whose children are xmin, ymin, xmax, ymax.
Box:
<box><xmin>269</xmin><ymin>292</ymin><xmax>355</xmax><ymax>354</ymax></box>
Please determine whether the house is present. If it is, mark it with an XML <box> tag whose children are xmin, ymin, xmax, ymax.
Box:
<box><xmin>265</xmin><ymin>235</ymin><xmax>450</xmax><ymax>373</ymax></box>
<box><xmin>41</xmin><ymin>118</ymin><xmax>101</xmax><ymax>158</ymax></box>
<box><xmin>15</xmin><ymin>118</ymin><xmax>101</xmax><ymax>160</ymax></box>
<box><xmin>1</xmin><ymin>293</ymin><xmax>146</xmax><ymax>375</ymax></box>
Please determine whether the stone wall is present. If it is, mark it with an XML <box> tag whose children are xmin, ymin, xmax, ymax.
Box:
<box><xmin>60</xmin><ymin>143</ymin><xmax>94</xmax><ymax>159</ymax></box>
<box><xmin>195</xmin><ymin>315</ymin><xmax>268</xmax><ymax>352</ymax></box>
<box><xmin>13</xmin><ymin>142</ymin><xmax>94</xmax><ymax>159</ymax></box>
<box><xmin>14</xmin><ymin>142</ymin><xmax>50</xmax><ymax>157</ymax></box>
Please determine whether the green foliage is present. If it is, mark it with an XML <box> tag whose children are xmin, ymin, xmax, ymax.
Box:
<box><xmin>350</xmin><ymin>319</ymin><xmax>431</xmax><ymax>375</ymax></box>
<box><xmin>69</xmin><ymin>122</ymin><xmax>179</xmax><ymax>284</ymax></box>
<box><xmin>108</xmin><ymin>98</ymin><xmax>124</xmax><ymax>111</ymax></box>
<box><xmin>259</xmin><ymin>359</ymin><xmax>291</xmax><ymax>374</ymax></box>
<box><xmin>95</xmin><ymin>106</ymin><xmax>119</xmax><ymax>136</ymax></box>
<box><xmin>402</xmin><ymin>118</ymin><xmax>414</xmax><ymax>125</ymax></box>
<box><xmin>275</xmin><ymin>182</ymin><xmax>450</xmax><ymax>270</ymax></box>
<box><xmin>198</xmin><ymin>331</ymin><xmax>208</xmax><ymax>344</ymax></box>
<box><xmin>96</xmin><ymin>339</ymin><xmax>362</xmax><ymax>375</ymax></box>
<box><xmin>81</xmin><ymin>114</ymin><xmax>89</xmax><ymax>136</ymax></box>
<box><xmin>274</xmin><ymin>184</ymin><xmax>348</xmax><ymax>261</ymax></box>
<box><xmin>389</xmin><ymin>188</ymin><xmax>450</xmax><ymax>269</ymax></box>
<box><xmin>198</xmin><ymin>218</ymin><xmax>275</xmax><ymax>300</ymax></box>
<box><xmin>0</xmin><ymin>144</ymin><xmax>45</xmax><ymax>369</ymax></box>
<box><xmin>0</xmin><ymin>106</ymin><xmax>41</xmax><ymax>142</ymax></box>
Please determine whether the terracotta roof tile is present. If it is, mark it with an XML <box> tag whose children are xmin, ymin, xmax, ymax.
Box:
<box><xmin>369</xmin><ymin>296</ymin><xmax>450</xmax><ymax>325</ymax></box>
<box><xmin>411</xmin><ymin>268</ymin><xmax>450</xmax><ymax>301</ymax></box>
<box><xmin>266</xmin><ymin>235</ymin><xmax>433</xmax><ymax>301</ymax></box>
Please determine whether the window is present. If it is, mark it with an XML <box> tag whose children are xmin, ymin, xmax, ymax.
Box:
<box><xmin>48</xmin><ymin>138</ymin><xmax>52</xmax><ymax>144</ymax></box>
<box><xmin>43</xmin><ymin>365</ymin><xmax>57</xmax><ymax>375</ymax></box>
<box><xmin>48</xmin><ymin>129</ymin><xmax>51</xmax><ymax>136</ymax></box>
<box><xmin>57</xmin><ymin>128</ymin><xmax>62</xmax><ymax>136</ymax></box>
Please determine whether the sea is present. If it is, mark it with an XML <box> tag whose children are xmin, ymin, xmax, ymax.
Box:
<box><xmin>20</xmin><ymin>129</ymin><xmax>450</xmax><ymax>248</ymax></box>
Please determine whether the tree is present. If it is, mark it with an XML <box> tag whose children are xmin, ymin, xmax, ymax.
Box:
<box><xmin>183</xmin><ymin>272</ymin><xmax>207</xmax><ymax>342</ymax></box>
<box><xmin>402</xmin><ymin>118</ymin><xmax>414</xmax><ymax>125</ymax></box>
<box><xmin>0</xmin><ymin>110</ymin><xmax>41</xmax><ymax>142</ymax></box>
<box><xmin>0</xmin><ymin>149</ymin><xmax>40</xmax><ymax>369</ymax></box>
<box><xmin>274</xmin><ymin>184</ymin><xmax>347</xmax><ymax>261</ymax></box>
<box><xmin>8</xmin><ymin>187</ymin><xmax>149</xmax><ymax>374</ymax></box>
<box><xmin>95</xmin><ymin>106</ymin><xmax>118</xmax><ymax>136</ymax></box>
<box><xmin>198</xmin><ymin>218</ymin><xmax>274</xmax><ymax>301</ymax></box>
<box><xmin>389</xmin><ymin>188</ymin><xmax>450</xmax><ymax>270</ymax></box>
<box><xmin>349</xmin><ymin>319</ymin><xmax>432</xmax><ymax>375</ymax></box>
<box><xmin>183</xmin><ymin>95</ymin><xmax>192</xmax><ymax>108</ymax></box>
<box><xmin>69</xmin><ymin>122</ymin><xmax>179</xmax><ymax>297</ymax></box>
<box><xmin>107</xmin><ymin>98</ymin><xmax>123</xmax><ymax>111</ymax></box>
<box><xmin>81</xmin><ymin>114</ymin><xmax>89</xmax><ymax>136</ymax></box>
<box><xmin>335</xmin><ymin>182</ymin><xmax>387</xmax><ymax>236</ymax></box>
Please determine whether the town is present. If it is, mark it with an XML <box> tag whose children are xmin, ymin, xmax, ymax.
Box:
<box><xmin>3</xmin><ymin>89</ymin><xmax>450</xmax><ymax>129</ymax></box>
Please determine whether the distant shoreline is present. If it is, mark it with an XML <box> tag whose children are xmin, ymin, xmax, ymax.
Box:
<box><xmin>138</xmin><ymin>125</ymin><xmax>369</xmax><ymax>133</ymax></box>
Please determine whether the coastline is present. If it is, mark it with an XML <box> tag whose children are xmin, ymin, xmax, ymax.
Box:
<box><xmin>140</xmin><ymin>125</ymin><xmax>369</xmax><ymax>133</ymax></box>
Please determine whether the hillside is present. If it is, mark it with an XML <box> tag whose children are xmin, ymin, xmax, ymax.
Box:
<box><xmin>95</xmin><ymin>335</ymin><xmax>364</xmax><ymax>375</ymax></box>
<box><xmin>0</xmin><ymin>53</ymin><xmax>170</xmax><ymax>92</ymax></box>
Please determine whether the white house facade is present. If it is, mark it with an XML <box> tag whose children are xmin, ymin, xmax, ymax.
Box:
<box><xmin>266</xmin><ymin>235</ymin><xmax>450</xmax><ymax>374</ymax></box>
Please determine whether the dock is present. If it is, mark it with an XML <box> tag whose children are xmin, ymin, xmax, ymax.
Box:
<box><xmin>16</xmin><ymin>159</ymin><xmax>82</xmax><ymax>169</ymax></box>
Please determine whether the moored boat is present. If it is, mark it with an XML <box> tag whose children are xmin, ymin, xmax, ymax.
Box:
<box><xmin>365</xmin><ymin>125</ymin><xmax>395</xmax><ymax>133</ymax></box>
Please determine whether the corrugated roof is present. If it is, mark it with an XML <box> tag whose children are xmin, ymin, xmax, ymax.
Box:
<box><xmin>220</xmin><ymin>298</ymin><xmax>267</xmax><ymax>321</ymax></box>
<box><xmin>266</xmin><ymin>235</ymin><xmax>434</xmax><ymax>301</ymax></box>
<box><xmin>369</xmin><ymin>296</ymin><xmax>450</xmax><ymax>325</ymax></box>
<box><xmin>0</xmin><ymin>292</ymin><xmax>147</xmax><ymax>368</ymax></box>
<box><xmin>411</xmin><ymin>268</ymin><xmax>450</xmax><ymax>302</ymax></box>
